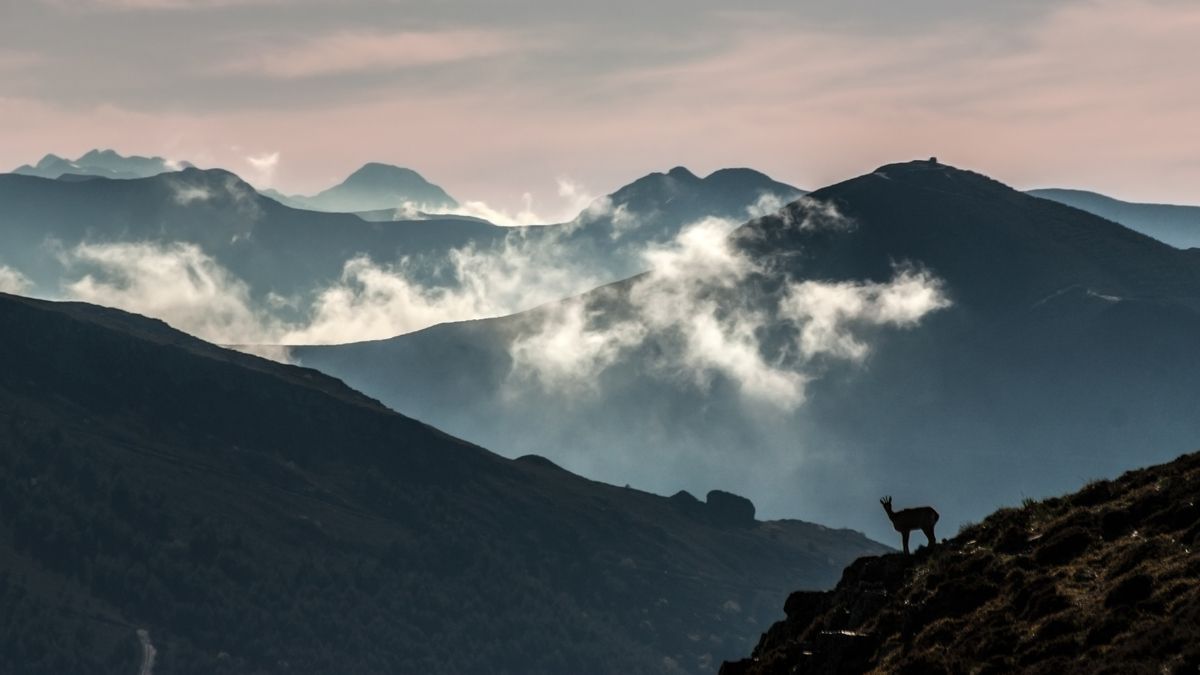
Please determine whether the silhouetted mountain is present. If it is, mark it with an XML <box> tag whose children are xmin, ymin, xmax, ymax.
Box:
<box><xmin>294</xmin><ymin>160</ymin><xmax>1200</xmax><ymax>543</ymax></box>
<box><xmin>265</xmin><ymin>163</ymin><xmax>459</xmax><ymax>212</ymax></box>
<box><xmin>1030</xmin><ymin>188</ymin><xmax>1200</xmax><ymax>249</ymax></box>
<box><xmin>0</xmin><ymin>291</ymin><xmax>883</xmax><ymax>674</ymax></box>
<box><xmin>12</xmin><ymin>149</ymin><xmax>192</xmax><ymax>180</ymax></box>
<box><xmin>722</xmin><ymin>450</ymin><xmax>1200</xmax><ymax>674</ymax></box>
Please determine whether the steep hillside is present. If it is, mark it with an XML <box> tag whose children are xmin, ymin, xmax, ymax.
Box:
<box><xmin>722</xmin><ymin>450</ymin><xmax>1200</xmax><ymax>674</ymax></box>
<box><xmin>294</xmin><ymin>160</ymin><xmax>1200</xmax><ymax>543</ymax></box>
<box><xmin>0</xmin><ymin>292</ymin><xmax>884</xmax><ymax>674</ymax></box>
<box><xmin>1030</xmin><ymin>188</ymin><xmax>1200</xmax><ymax>250</ymax></box>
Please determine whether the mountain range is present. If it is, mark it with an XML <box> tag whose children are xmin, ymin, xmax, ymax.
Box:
<box><xmin>12</xmin><ymin>149</ymin><xmax>193</xmax><ymax>181</ymax></box>
<box><xmin>0</xmin><ymin>168</ymin><xmax>499</xmax><ymax>319</ymax></box>
<box><xmin>1030</xmin><ymin>188</ymin><xmax>1200</xmax><ymax>250</ymax></box>
<box><xmin>0</xmin><ymin>291</ymin><xmax>885</xmax><ymax>674</ymax></box>
<box><xmin>0</xmin><ymin>163</ymin><xmax>801</xmax><ymax>344</ymax></box>
<box><xmin>293</xmin><ymin>160</ymin><xmax>1200</xmax><ymax>544</ymax></box>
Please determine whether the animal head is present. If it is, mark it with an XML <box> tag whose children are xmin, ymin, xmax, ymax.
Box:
<box><xmin>880</xmin><ymin>496</ymin><xmax>892</xmax><ymax>508</ymax></box>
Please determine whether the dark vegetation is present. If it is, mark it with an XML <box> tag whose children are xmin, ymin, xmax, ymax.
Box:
<box><xmin>0</xmin><ymin>293</ymin><xmax>883</xmax><ymax>674</ymax></box>
<box><xmin>722</xmin><ymin>450</ymin><xmax>1200</xmax><ymax>674</ymax></box>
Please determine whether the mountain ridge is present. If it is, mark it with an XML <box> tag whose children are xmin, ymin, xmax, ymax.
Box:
<box><xmin>1029</xmin><ymin>187</ymin><xmax>1200</xmax><ymax>250</ymax></box>
<box><xmin>12</xmin><ymin>149</ymin><xmax>192</xmax><ymax>180</ymax></box>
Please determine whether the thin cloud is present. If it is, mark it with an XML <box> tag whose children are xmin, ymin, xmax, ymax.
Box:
<box><xmin>217</xmin><ymin>30</ymin><xmax>525</xmax><ymax>79</ymax></box>
<box><xmin>41</xmin><ymin>0</ymin><xmax>275</xmax><ymax>10</ymax></box>
<box><xmin>243</xmin><ymin>151</ymin><xmax>279</xmax><ymax>187</ymax></box>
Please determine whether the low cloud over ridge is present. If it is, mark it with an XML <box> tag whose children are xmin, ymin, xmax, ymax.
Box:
<box><xmin>509</xmin><ymin>203</ymin><xmax>951</xmax><ymax>409</ymax></box>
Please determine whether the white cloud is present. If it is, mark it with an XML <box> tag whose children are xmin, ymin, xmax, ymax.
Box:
<box><xmin>781</xmin><ymin>267</ymin><xmax>951</xmax><ymax>361</ymax></box>
<box><xmin>508</xmin><ymin>207</ymin><xmax>949</xmax><ymax>409</ymax></box>
<box><xmin>0</xmin><ymin>265</ymin><xmax>33</xmax><ymax>295</ymax></box>
<box><xmin>50</xmin><ymin>219</ymin><xmax>624</xmax><ymax>354</ymax></box>
<box><xmin>43</xmin><ymin>193</ymin><xmax>945</xmax><ymax>400</ymax></box>
<box><xmin>510</xmin><ymin>297</ymin><xmax>646</xmax><ymax>392</ymax></box>
<box><xmin>63</xmin><ymin>241</ymin><xmax>281</xmax><ymax>347</ymax></box>
<box><xmin>283</xmin><ymin>226</ymin><xmax>613</xmax><ymax>344</ymax></box>
<box><xmin>171</xmin><ymin>184</ymin><xmax>212</xmax><ymax>204</ymax></box>
<box><xmin>430</xmin><ymin>178</ymin><xmax>606</xmax><ymax>227</ymax></box>
<box><xmin>244</xmin><ymin>151</ymin><xmax>280</xmax><ymax>187</ymax></box>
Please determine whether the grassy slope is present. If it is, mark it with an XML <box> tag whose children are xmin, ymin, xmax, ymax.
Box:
<box><xmin>723</xmin><ymin>450</ymin><xmax>1200</xmax><ymax>674</ymax></box>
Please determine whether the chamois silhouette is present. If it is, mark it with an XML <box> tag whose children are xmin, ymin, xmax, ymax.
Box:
<box><xmin>880</xmin><ymin>496</ymin><xmax>939</xmax><ymax>554</ymax></box>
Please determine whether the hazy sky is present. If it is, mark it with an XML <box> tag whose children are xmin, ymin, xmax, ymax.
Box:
<box><xmin>2</xmin><ymin>0</ymin><xmax>1198</xmax><ymax>212</ymax></box>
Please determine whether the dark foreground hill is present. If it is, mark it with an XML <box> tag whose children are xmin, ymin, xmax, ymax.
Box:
<box><xmin>722</xmin><ymin>450</ymin><xmax>1200</xmax><ymax>674</ymax></box>
<box><xmin>1030</xmin><ymin>188</ymin><xmax>1200</xmax><ymax>250</ymax></box>
<box><xmin>0</xmin><ymin>292</ymin><xmax>884</xmax><ymax>674</ymax></box>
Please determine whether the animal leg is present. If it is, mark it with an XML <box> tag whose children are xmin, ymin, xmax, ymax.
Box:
<box><xmin>901</xmin><ymin>530</ymin><xmax>910</xmax><ymax>555</ymax></box>
<box><xmin>924</xmin><ymin>525</ymin><xmax>936</xmax><ymax>548</ymax></box>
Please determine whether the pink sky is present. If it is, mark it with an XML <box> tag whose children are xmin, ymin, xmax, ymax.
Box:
<box><xmin>2</xmin><ymin>0</ymin><xmax>1198</xmax><ymax>212</ymax></box>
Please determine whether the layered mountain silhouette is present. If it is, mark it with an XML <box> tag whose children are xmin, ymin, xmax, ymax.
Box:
<box><xmin>0</xmin><ymin>291</ymin><xmax>885</xmax><ymax>674</ymax></box>
<box><xmin>1030</xmin><ymin>188</ymin><xmax>1200</xmax><ymax>249</ymax></box>
<box><xmin>263</xmin><ymin>162</ymin><xmax>459</xmax><ymax>213</ymax></box>
<box><xmin>0</xmin><ymin>168</ymin><xmax>500</xmax><ymax>315</ymax></box>
<box><xmin>722</xmin><ymin>449</ymin><xmax>1200</xmax><ymax>673</ymax></box>
<box><xmin>12</xmin><ymin>149</ymin><xmax>193</xmax><ymax>180</ymax></box>
<box><xmin>0</xmin><ymin>164</ymin><xmax>799</xmax><ymax>334</ymax></box>
<box><xmin>294</xmin><ymin>160</ymin><xmax>1200</xmax><ymax>543</ymax></box>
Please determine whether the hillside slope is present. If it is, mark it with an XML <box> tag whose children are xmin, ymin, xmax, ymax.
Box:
<box><xmin>0</xmin><ymin>292</ymin><xmax>884</xmax><ymax>674</ymax></box>
<box><xmin>722</xmin><ymin>450</ymin><xmax>1200</xmax><ymax>674</ymax></box>
<box><xmin>1029</xmin><ymin>188</ymin><xmax>1200</xmax><ymax>250</ymax></box>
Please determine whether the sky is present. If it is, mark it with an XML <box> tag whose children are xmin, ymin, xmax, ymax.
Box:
<box><xmin>2</xmin><ymin>0</ymin><xmax>1198</xmax><ymax>212</ymax></box>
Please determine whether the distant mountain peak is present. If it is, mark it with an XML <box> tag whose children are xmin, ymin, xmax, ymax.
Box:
<box><xmin>278</xmin><ymin>162</ymin><xmax>458</xmax><ymax>213</ymax></box>
<box><xmin>80</xmin><ymin>148</ymin><xmax>119</xmax><ymax>160</ymax></box>
<box><xmin>666</xmin><ymin>165</ymin><xmax>699</xmax><ymax>180</ymax></box>
<box><xmin>341</xmin><ymin>162</ymin><xmax>427</xmax><ymax>187</ymax></box>
<box><xmin>705</xmin><ymin>167</ymin><xmax>774</xmax><ymax>181</ymax></box>
<box><xmin>33</xmin><ymin>153</ymin><xmax>70</xmax><ymax>168</ymax></box>
<box><xmin>12</xmin><ymin>148</ymin><xmax>189</xmax><ymax>180</ymax></box>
